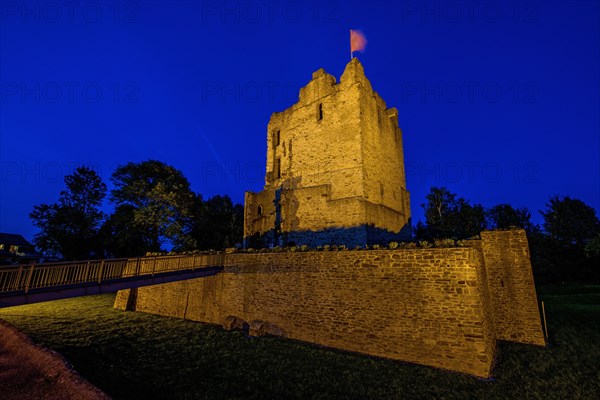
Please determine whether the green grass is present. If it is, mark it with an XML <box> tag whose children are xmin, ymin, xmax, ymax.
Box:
<box><xmin>1</xmin><ymin>284</ymin><xmax>599</xmax><ymax>399</ymax></box>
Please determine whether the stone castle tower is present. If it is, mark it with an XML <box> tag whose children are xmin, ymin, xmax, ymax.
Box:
<box><xmin>244</xmin><ymin>58</ymin><xmax>411</xmax><ymax>248</ymax></box>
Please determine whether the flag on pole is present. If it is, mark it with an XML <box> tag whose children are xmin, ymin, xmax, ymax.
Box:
<box><xmin>350</xmin><ymin>29</ymin><xmax>367</xmax><ymax>57</ymax></box>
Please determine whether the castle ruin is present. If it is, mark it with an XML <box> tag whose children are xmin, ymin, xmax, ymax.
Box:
<box><xmin>244</xmin><ymin>58</ymin><xmax>411</xmax><ymax>248</ymax></box>
<box><xmin>114</xmin><ymin>59</ymin><xmax>545</xmax><ymax>378</ymax></box>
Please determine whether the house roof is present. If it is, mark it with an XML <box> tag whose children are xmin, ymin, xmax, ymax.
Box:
<box><xmin>0</xmin><ymin>233</ymin><xmax>32</xmax><ymax>247</ymax></box>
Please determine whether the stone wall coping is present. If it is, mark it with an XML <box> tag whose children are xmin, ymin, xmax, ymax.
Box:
<box><xmin>228</xmin><ymin>247</ymin><xmax>477</xmax><ymax>256</ymax></box>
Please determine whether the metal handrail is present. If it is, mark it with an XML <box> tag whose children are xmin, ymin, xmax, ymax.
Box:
<box><xmin>0</xmin><ymin>253</ymin><xmax>225</xmax><ymax>294</ymax></box>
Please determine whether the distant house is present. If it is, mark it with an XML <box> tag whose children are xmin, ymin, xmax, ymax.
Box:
<box><xmin>0</xmin><ymin>233</ymin><xmax>41</xmax><ymax>265</ymax></box>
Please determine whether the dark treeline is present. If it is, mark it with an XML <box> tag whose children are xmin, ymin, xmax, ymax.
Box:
<box><xmin>30</xmin><ymin>161</ymin><xmax>243</xmax><ymax>260</ymax></box>
<box><xmin>415</xmin><ymin>187</ymin><xmax>600</xmax><ymax>283</ymax></box>
<box><xmin>30</xmin><ymin>166</ymin><xmax>599</xmax><ymax>283</ymax></box>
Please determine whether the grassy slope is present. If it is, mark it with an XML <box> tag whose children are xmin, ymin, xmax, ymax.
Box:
<box><xmin>0</xmin><ymin>284</ymin><xmax>598</xmax><ymax>400</ymax></box>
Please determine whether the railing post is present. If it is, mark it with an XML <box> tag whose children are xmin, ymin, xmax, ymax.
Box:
<box><xmin>85</xmin><ymin>261</ymin><xmax>91</xmax><ymax>282</ymax></box>
<box><xmin>150</xmin><ymin>257</ymin><xmax>156</xmax><ymax>276</ymax></box>
<box><xmin>137</xmin><ymin>258</ymin><xmax>143</xmax><ymax>276</ymax></box>
<box><xmin>24</xmin><ymin>264</ymin><xmax>35</xmax><ymax>293</ymax></box>
<box><xmin>97</xmin><ymin>260</ymin><xmax>105</xmax><ymax>284</ymax></box>
<box><xmin>15</xmin><ymin>265</ymin><xmax>23</xmax><ymax>291</ymax></box>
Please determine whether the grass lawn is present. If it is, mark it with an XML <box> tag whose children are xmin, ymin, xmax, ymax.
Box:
<box><xmin>0</xmin><ymin>283</ymin><xmax>599</xmax><ymax>399</ymax></box>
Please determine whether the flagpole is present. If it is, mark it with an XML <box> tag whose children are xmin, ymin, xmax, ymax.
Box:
<box><xmin>350</xmin><ymin>29</ymin><xmax>353</xmax><ymax>60</ymax></box>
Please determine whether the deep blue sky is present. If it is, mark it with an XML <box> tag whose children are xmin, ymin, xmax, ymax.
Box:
<box><xmin>1</xmin><ymin>0</ymin><xmax>599</xmax><ymax>242</ymax></box>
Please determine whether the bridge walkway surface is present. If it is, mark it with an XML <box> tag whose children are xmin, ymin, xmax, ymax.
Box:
<box><xmin>0</xmin><ymin>253</ymin><xmax>224</xmax><ymax>308</ymax></box>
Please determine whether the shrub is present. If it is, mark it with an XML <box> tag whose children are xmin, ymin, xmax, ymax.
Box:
<box><xmin>418</xmin><ymin>241</ymin><xmax>432</xmax><ymax>248</ymax></box>
<box><xmin>300</xmin><ymin>244</ymin><xmax>309</xmax><ymax>252</ymax></box>
<box><xmin>388</xmin><ymin>241</ymin><xmax>399</xmax><ymax>250</ymax></box>
<box><xmin>434</xmin><ymin>238</ymin><xmax>455</xmax><ymax>248</ymax></box>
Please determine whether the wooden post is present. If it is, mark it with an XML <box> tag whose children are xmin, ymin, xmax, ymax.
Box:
<box><xmin>59</xmin><ymin>265</ymin><xmax>66</xmax><ymax>284</ymax></box>
<box><xmin>542</xmin><ymin>301</ymin><xmax>549</xmax><ymax>338</ymax></box>
<box><xmin>15</xmin><ymin>265</ymin><xmax>23</xmax><ymax>291</ymax></box>
<box><xmin>97</xmin><ymin>260</ymin><xmax>105</xmax><ymax>284</ymax></box>
<box><xmin>149</xmin><ymin>257</ymin><xmax>155</xmax><ymax>276</ymax></box>
<box><xmin>85</xmin><ymin>261</ymin><xmax>91</xmax><ymax>283</ymax></box>
<box><xmin>24</xmin><ymin>265</ymin><xmax>35</xmax><ymax>293</ymax></box>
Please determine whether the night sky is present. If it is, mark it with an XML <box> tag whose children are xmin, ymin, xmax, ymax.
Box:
<box><xmin>1</xmin><ymin>0</ymin><xmax>598</xmax><ymax>242</ymax></box>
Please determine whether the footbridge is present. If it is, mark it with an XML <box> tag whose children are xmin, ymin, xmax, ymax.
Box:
<box><xmin>0</xmin><ymin>253</ymin><xmax>224</xmax><ymax>307</ymax></box>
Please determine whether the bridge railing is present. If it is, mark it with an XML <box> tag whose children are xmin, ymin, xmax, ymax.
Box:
<box><xmin>0</xmin><ymin>253</ymin><xmax>224</xmax><ymax>294</ymax></box>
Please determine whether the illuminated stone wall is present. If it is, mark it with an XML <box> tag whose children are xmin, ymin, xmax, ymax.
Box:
<box><xmin>244</xmin><ymin>58</ymin><xmax>411</xmax><ymax>247</ymax></box>
<box><xmin>468</xmin><ymin>230</ymin><xmax>545</xmax><ymax>345</ymax></box>
<box><xmin>115</xmin><ymin>230</ymin><xmax>544</xmax><ymax>377</ymax></box>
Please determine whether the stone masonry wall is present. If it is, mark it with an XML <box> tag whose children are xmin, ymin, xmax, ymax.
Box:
<box><xmin>116</xmin><ymin>248</ymin><xmax>494</xmax><ymax>377</ymax></box>
<box><xmin>114</xmin><ymin>230</ymin><xmax>544</xmax><ymax>377</ymax></box>
<box><xmin>478</xmin><ymin>230</ymin><xmax>545</xmax><ymax>345</ymax></box>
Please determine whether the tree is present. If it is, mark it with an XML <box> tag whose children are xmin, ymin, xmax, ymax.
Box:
<box><xmin>99</xmin><ymin>205</ymin><xmax>152</xmax><ymax>257</ymax></box>
<box><xmin>419</xmin><ymin>187</ymin><xmax>486</xmax><ymax>240</ymax></box>
<box><xmin>187</xmin><ymin>194</ymin><xmax>244</xmax><ymax>250</ymax></box>
<box><xmin>453</xmin><ymin>198</ymin><xmax>486</xmax><ymax>239</ymax></box>
<box><xmin>487</xmin><ymin>203</ymin><xmax>533</xmax><ymax>231</ymax></box>
<box><xmin>423</xmin><ymin>187</ymin><xmax>456</xmax><ymax>231</ymax></box>
<box><xmin>29</xmin><ymin>204</ymin><xmax>62</xmax><ymax>256</ymax></box>
<box><xmin>584</xmin><ymin>233</ymin><xmax>600</xmax><ymax>258</ymax></box>
<box><xmin>110</xmin><ymin>160</ymin><xmax>195</xmax><ymax>252</ymax></box>
<box><xmin>527</xmin><ymin>196</ymin><xmax>600</xmax><ymax>282</ymax></box>
<box><xmin>30</xmin><ymin>166</ymin><xmax>107</xmax><ymax>259</ymax></box>
<box><xmin>420</xmin><ymin>187</ymin><xmax>456</xmax><ymax>239</ymax></box>
<box><xmin>540</xmin><ymin>195</ymin><xmax>600</xmax><ymax>247</ymax></box>
<box><xmin>413</xmin><ymin>220</ymin><xmax>428</xmax><ymax>242</ymax></box>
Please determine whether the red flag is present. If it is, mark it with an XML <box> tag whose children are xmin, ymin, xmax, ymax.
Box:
<box><xmin>350</xmin><ymin>29</ymin><xmax>367</xmax><ymax>53</ymax></box>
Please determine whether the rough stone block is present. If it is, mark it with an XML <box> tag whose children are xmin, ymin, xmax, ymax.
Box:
<box><xmin>248</xmin><ymin>320</ymin><xmax>285</xmax><ymax>337</ymax></box>
<box><xmin>223</xmin><ymin>316</ymin><xmax>248</xmax><ymax>331</ymax></box>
